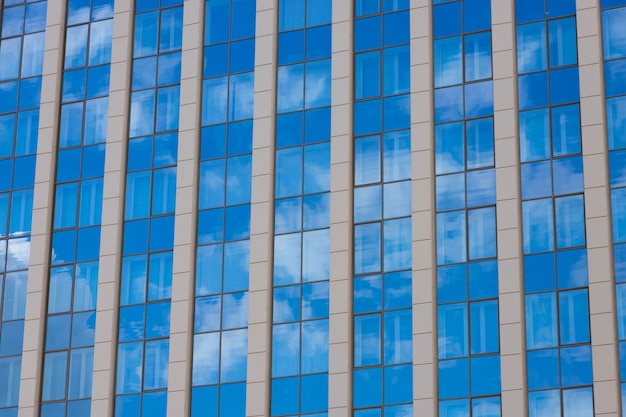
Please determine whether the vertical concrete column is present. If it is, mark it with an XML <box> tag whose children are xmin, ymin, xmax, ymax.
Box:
<box><xmin>576</xmin><ymin>1</ymin><xmax>621</xmax><ymax>415</ymax></box>
<box><xmin>410</xmin><ymin>1</ymin><xmax>437</xmax><ymax>415</ymax></box>
<box><xmin>19</xmin><ymin>1</ymin><xmax>66</xmax><ymax>416</ymax></box>
<box><xmin>90</xmin><ymin>1</ymin><xmax>133</xmax><ymax>416</ymax></box>
<box><xmin>328</xmin><ymin>1</ymin><xmax>353</xmax><ymax>417</ymax></box>
<box><xmin>246</xmin><ymin>1</ymin><xmax>277</xmax><ymax>416</ymax></box>
<box><xmin>166</xmin><ymin>1</ymin><xmax>204</xmax><ymax>416</ymax></box>
<box><xmin>491</xmin><ymin>0</ymin><xmax>527</xmax><ymax>414</ymax></box>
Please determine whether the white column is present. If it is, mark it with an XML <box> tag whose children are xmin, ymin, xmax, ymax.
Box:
<box><xmin>410</xmin><ymin>1</ymin><xmax>437</xmax><ymax>415</ymax></box>
<box><xmin>328</xmin><ymin>1</ymin><xmax>353</xmax><ymax>416</ymax></box>
<box><xmin>490</xmin><ymin>0</ymin><xmax>528</xmax><ymax>414</ymax></box>
<box><xmin>246</xmin><ymin>1</ymin><xmax>277</xmax><ymax>416</ymax></box>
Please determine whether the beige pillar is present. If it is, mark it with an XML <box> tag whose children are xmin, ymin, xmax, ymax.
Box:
<box><xmin>328</xmin><ymin>1</ymin><xmax>353</xmax><ymax>417</ymax></box>
<box><xmin>18</xmin><ymin>1</ymin><xmax>66</xmax><ymax>416</ymax></box>
<box><xmin>90</xmin><ymin>1</ymin><xmax>133</xmax><ymax>416</ymax></box>
<box><xmin>246</xmin><ymin>1</ymin><xmax>277</xmax><ymax>416</ymax></box>
<box><xmin>165</xmin><ymin>1</ymin><xmax>203</xmax><ymax>416</ymax></box>
<box><xmin>491</xmin><ymin>0</ymin><xmax>527</xmax><ymax>414</ymax></box>
<box><xmin>576</xmin><ymin>1</ymin><xmax>622</xmax><ymax>415</ymax></box>
<box><xmin>410</xmin><ymin>1</ymin><xmax>437</xmax><ymax>415</ymax></box>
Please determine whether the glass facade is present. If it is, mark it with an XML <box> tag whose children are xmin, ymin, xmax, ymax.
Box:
<box><xmin>0</xmin><ymin>1</ymin><xmax>46</xmax><ymax>416</ymax></box>
<box><xmin>353</xmin><ymin>0</ymin><xmax>413</xmax><ymax>415</ymax></box>
<box><xmin>433</xmin><ymin>0</ymin><xmax>501</xmax><ymax>415</ymax></box>
<box><xmin>114</xmin><ymin>1</ymin><xmax>182</xmax><ymax>416</ymax></box>
<box><xmin>0</xmin><ymin>1</ymin><xmax>625</xmax><ymax>416</ymax></box>
<box><xmin>191</xmin><ymin>1</ymin><xmax>255</xmax><ymax>416</ymax></box>
<box><xmin>270</xmin><ymin>1</ymin><xmax>331</xmax><ymax>416</ymax></box>
<box><xmin>516</xmin><ymin>0</ymin><xmax>594</xmax><ymax>415</ymax></box>
<box><xmin>602</xmin><ymin>0</ymin><xmax>626</xmax><ymax>412</ymax></box>
<box><xmin>40</xmin><ymin>0</ymin><xmax>112</xmax><ymax>416</ymax></box>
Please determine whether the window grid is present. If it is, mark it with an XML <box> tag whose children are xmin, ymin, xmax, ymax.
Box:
<box><xmin>432</xmin><ymin>0</ymin><xmax>501</xmax><ymax>414</ymax></box>
<box><xmin>352</xmin><ymin>0</ymin><xmax>412</xmax><ymax>415</ymax></box>
<box><xmin>516</xmin><ymin>1</ymin><xmax>594</xmax><ymax>415</ymax></box>
<box><xmin>115</xmin><ymin>1</ymin><xmax>183</xmax><ymax>416</ymax></box>
<box><xmin>270</xmin><ymin>1</ymin><xmax>332</xmax><ymax>416</ymax></box>
<box><xmin>0</xmin><ymin>1</ymin><xmax>47</xmax><ymax>415</ymax></box>
<box><xmin>600</xmin><ymin>0</ymin><xmax>626</xmax><ymax>412</ymax></box>
<box><xmin>39</xmin><ymin>1</ymin><xmax>113</xmax><ymax>415</ymax></box>
<box><xmin>191</xmin><ymin>1</ymin><xmax>255</xmax><ymax>416</ymax></box>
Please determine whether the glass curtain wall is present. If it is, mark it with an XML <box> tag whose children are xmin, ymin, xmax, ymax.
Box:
<box><xmin>114</xmin><ymin>1</ymin><xmax>183</xmax><ymax>416</ymax></box>
<box><xmin>601</xmin><ymin>0</ymin><xmax>626</xmax><ymax>412</ymax></box>
<box><xmin>40</xmin><ymin>1</ymin><xmax>113</xmax><ymax>416</ymax></box>
<box><xmin>270</xmin><ymin>0</ymin><xmax>331</xmax><ymax>416</ymax></box>
<box><xmin>190</xmin><ymin>1</ymin><xmax>255</xmax><ymax>416</ymax></box>
<box><xmin>0</xmin><ymin>1</ymin><xmax>46</xmax><ymax>416</ymax></box>
<box><xmin>352</xmin><ymin>0</ymin><xmax>413</xmax><ymax>415</ymax></box>
<box><xmin>433</xmin><ymin>0</ymin><xmax>501</xmax><ymax>415</ymax></box>
<box><xmin>515</xmin><ymin>0</ymin><xmax>594</xmax><ymax>415</ymax></box>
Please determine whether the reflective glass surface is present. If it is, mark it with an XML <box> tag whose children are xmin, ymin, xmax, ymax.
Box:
<box><xmin>517</xmin><ymin>0</ymin><xmax>593</xmax><ymax>413</ymax></box>
<box><xmin>115</xmin><ymin>1</ymin><xmax>182</xmax><ymax>415</ymax></box>
<box><xmin>603</xmin><ymin>2</ymin><xmax>626</xmax><ymax>412</ymax></box>
<box><xmin>434</xmin><ymin>0</ymin><xmax>500</xmax><ymax>412</ymax></box>
<box><xmin>353</xmin><ymin>1</ymin><xmax>412</xmax><ymax>415</ymax></box>
<box><xmin>0</xmin><ymin>0</ymin><xmax>47</xmax><ymax>414</ymax></box>
<box><xmin>272</xmin><ymin>2</ymin><xmax>330</xmax><ymax>415</ymax></box>
<box><xmin>192</xmin><ymin>1</ymin><xmax>255</xmax><ymax>417</ymax></box>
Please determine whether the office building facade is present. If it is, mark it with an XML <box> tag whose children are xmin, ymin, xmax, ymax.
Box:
<box><xmin>0</xmin><ymin>0</ymin><xmax>624</xmax><ymax>416</ymax></box>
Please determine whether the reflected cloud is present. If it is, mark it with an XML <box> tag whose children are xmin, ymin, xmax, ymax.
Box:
<box><xmin>275</xmin><ymin>197</ymin><xmax>301</xmax><ymax>233</ymax></box>
<box><xmin>434</xmin><ymin>38</ymin><xmax>462</xmax><ymax>87</ymax></box>
<box><xmin>222</xmin><ymin>292</ymin><xmax>248</xmax><ymax>329</ymax></box>
<box><xmin>3</xmin><ymin>270</ymin><xmax>27</xmax><ymax>320</ymax></box>
<box><xmin>69</xmin><ymin>6</ymin><xmax>91</xmax><ymax>23</ymax></box>
<box><xmin>117</xmin><ymin>343</ymin><xmax>143</xmax><ymax>393</ymax></box>
<box><xmin>304</xmin><ymin>66</ymin><xmax>330</xmax><ymax>109</ymax></box>
<box><xmin>85</xmin><ymin>96</ymin><xmax>110</xmax><ymax>138</ymax></box>
<box><xmin>304</xmin><ymin>144</ymin><xmax>330</xmax><ymax>193</ymax></box>
<box><xmin>384</xmin><ymin>218</ymin><xmax>412</xmax><ymax>271</ymax></box>
<box><xmin>90</xmin><ymin>19</ymin><xmax>113</xmax><ymax>64</ymax></box>
<box><xmin>195</xmin><ymin>295</ymin><xmax>221</xmax><ymax>333</ymax></box>
<box><xmin>385</xmin><ymin>284</ymin><xmax>411</xmax><ymax>302</ymax></box>
<box><xmin>301</xmin><ymin>282</ymin><xmax>328</xmax><ymax>320</ymax></box>
<box><xmin>199</xmin><ymin>161</ymin><xmax>225</xmax><ymax>207</ymax></box>
<box><xmin>274</xmin><ymin>286</ymin><xmax>300</xmax><ymax>323</ymax></box>
<box><xmin>193</xmin><ymin>332</ymin><xmax>220</xmax><ymax>385</ymax></box>
<box><xmin>464</xmin><ymin>81</ymin><xmax>493</xmax><ymax>118</ymax></box>
<box><xmin>220</xmin><ymin>329</ymin><xmax>247</xmax><ymax>382</ymax></box>
<box><xmin>226</xmin><ymin>155</ymin><xmax>252</xmax><ymax>204</ymax></box>
<box><xmin>274</xmin><ymin>233</ymin><xmax>301</xmax><ymax>285</ymax></box>
<box><xmin>438</xmin><ymin>304</ymin><xmax>467</xmax><ymax>358</ymax></box>
<box><xmin>272</xmin><ymin>323</ymin><xmax>300</xmax><ymax>376</ymax></box>
<box><xmin>525</xmin><ymin>293</ymin><xmax>558</xmax><ymax>349</ymax></box>
<box><xmin>277</xmin><ymin>64</ymin><xmax>304</xmax><ymax>113</ymax></box>
<box><xmin>517</xmin><ymin>23</ymin><xmax>546</xmax><ymax>73</ymax></box>
<box><xmin>230</xmin><ymin>73</ymin><xmax>254</xmax><ymax>122</ymax></box>
<box><xmin>355</xmin><ymin>223</ymin><xmax>381</xmax><ymax>274</ymax></box>
<box><xmin>74</xmin><ymin>262</ymin><xmax>98</xmax><ymax>311</ymax></box>
<box><xmin>302</xmin><ymin>229</ymin><xmax>329</xmax><ymax>281</ymax></box>
<box><xmin>303</xmin><ymin>193</ymin><xmax>329</xmax><ymax>230</ymax></box>
<box><xmin>49</xmin><ymin>266</ymin><xmax>73</xmax><ymax>312</ymax></box>
<box><xmin>129</xmin><ymin>91</ymin><xmax>155</xmax><ymax>137</ymax></box>
<box><xmin>522</xmin><ymin>199</ymin><xmax>554</xmax><ymax>253</ymax></box>
<box><xmin>93</xmin><ymin>5</ymin><xmax>114</xmax><ymax>21</ymax></box>
<box><xmin>7</xmin><ymin>236</ymin><xmax>30</xmax><ymax>271</ymax></box>
<box><xmin>301</xmin><ymin>320</ymin><xmax>328</xmax><ymax>373</ymax></box>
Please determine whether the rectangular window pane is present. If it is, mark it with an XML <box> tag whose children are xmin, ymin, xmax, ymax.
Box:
<box><xmin>525</xmin><ymin>292</ymin><xmax>558</xmax><ymax>349</ymax></box>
